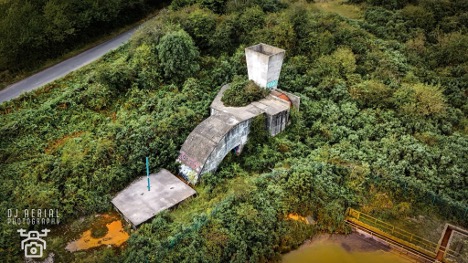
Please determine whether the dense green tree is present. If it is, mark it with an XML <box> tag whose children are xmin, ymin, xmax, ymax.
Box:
<box><xmin>0</xmin><ymin>0</ymin><xmax>157</xmax><ymax>77</ymax></box>
<box><xmin>181</xmin><ymin>7</ymin><xmax>217</xmax><ymax>51</ymax></box>
<box><xmin>157</xmin><ymin>30</ymin><xmax>200</xmax><ymax>84</ymax></box>
<box><xmin>394</xmin><ymin>83</ymin><xmax>447</xmax><ymax>116</ymax></box>
<box><xmin>400</xmin><ymin>5</ymin><xmax>435</xmax><ymax>33</ymax></box>
<box><xmin>235</xmin><ymin>6</ymin><xmax>266</xmax><ymax>44</ymax></box>
<box><xmin>210</xmin><ymin>15</ymin><xmax>238</xmax><ymax>54</ymax></box>
<box><xmin>349</xmin><ymin>79</ymin><xmax>392</xmax><ymax>108</ymax></box>
<box><xmin>200</xmin><ymin>0</ymin><xmax>227</xmax><ymax>14</ymax></box>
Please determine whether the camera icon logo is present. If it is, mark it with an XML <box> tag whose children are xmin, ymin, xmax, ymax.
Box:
<box><xmin>18</xmin><ymin>229</ymin><xmax>50</xmax><ymax>258</ymax></box>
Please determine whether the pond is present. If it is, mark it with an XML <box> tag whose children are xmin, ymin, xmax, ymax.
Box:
<box><xmin>66</xmin><ymin>213</ymin><xmax>129</xmax><ymax>252</ymax></box>
<box><xmin>282</xmin><ymin>233</ymin><xmax>411</xmax><ymax>263</ymax></box>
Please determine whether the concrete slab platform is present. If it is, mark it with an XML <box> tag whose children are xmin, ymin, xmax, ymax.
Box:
<box><xmin>210</xmin><ymin>84</ymin><xmax>290</xmax><ymax>121</ymax></box>
<box><xmin>111</xmin><ymin>169</ymin><xmax>196</xmax><ymax>227</ymax></box>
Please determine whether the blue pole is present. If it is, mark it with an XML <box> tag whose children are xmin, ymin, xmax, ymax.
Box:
<box><xmin>146</xmin><ymin>157</ymin><xmax>150</xmax><ymax>191</ymax></box>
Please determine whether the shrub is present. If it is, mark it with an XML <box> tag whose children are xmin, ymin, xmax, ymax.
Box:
<box><xmin>221</xmin><ymin>76</ymin><xmax>269</xmax><ymax>107</ymax></box>
<box><xmin>394</xmin><ymin>83</ymin><xmax>447</xmax><ymax>116</ymax></box>
<box><xmin>157</xmin><ymin>30</ymin><xmax>200</xmax><ymax>84</ymax></box>
<box><xmin>349</xmin><ymin>79</ymin><xmax>392</xmax><ymax>108</ymax></box>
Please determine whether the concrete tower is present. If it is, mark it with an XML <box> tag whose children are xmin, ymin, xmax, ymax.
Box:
<box><xmin>245</xmin><ymin>43</ymin><xmax>285</xmax><ymax>90</ymax></box>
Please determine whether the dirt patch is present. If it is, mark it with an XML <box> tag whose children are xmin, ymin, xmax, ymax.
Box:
<box><xmin>66</xmin><ymin>214</ymin><xmax>129</xmax><ymax>252</ymax></box>
<box><xmin>45</xmin><ymin>131</ymin><xmax>84</xmax><ymax>154</ymax></box>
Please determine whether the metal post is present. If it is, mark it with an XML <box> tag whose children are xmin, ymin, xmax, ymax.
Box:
<box><xmin>146</xmin><ymin>156</ymin><xmax>150</xmax><ymax>191</ymax></box>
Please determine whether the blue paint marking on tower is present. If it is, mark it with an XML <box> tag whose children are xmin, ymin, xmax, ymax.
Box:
<box><xmin>146</xmin><ymin>156</ymin><xmax>150</xmax><ymax>191</ymax></box>
<box><xmin>266</xmin><ymin>79</ymin><xmax>278</xmax><ymax>89</ymax></box>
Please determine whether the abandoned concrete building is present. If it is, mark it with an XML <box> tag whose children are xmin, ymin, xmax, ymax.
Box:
<box><xmin>177</xmin><ymin>43</ymin><xmax>299</xmax><ymax>184</ymax></box>
<box><xmin>112</xmin><ymin>43</ymin><xmax>299</xmax><ymax>227</ymax></box>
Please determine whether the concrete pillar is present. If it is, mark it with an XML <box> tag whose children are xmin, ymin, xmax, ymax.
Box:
<box><xmin>245</xmin><ymin>43</ymin><xmax>285</xmax><ymax>90</ymax></box>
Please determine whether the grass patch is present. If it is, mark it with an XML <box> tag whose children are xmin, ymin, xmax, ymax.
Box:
<box><xmin>170</xmin><ymin>175</ymin><xmax>253</xmax><ymax>224</ymax></box>
<box><xmin>385</xmin><ymin>205</ymin><xmax>449</xmax><ymax>243</ymax></box>
<box><xmin>90</xmin><ymin>225</ymin><xmax>109</xmax><ymax>239</ymax></box>
<box><xmin>312</xmin><ymin>0</ymin><xmax>363</xmax><ymax>19</ymax></box>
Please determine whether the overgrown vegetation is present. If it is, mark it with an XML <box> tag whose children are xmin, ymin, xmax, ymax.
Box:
<box><xmin>221</xmin><ymin>76</ymin><xmax>269</xmax><ymax>107</ymax></box>
<box><xmin>0</xmin><ymin>0</ymin><xmax>467</xmax><ymax>262</ymax></box>
<box><xmin>0</xmin><ymin>0</ymin><xmax>168</xmax><ymax>88</ymax></box>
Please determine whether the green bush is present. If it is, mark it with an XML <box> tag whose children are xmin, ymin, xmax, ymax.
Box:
<box><xmin>221</xmin><ymin>76</ymin><xmax>269</xmax><ymax>107</ymax></box>
<box><xmin>157</xmin><ymin>29</ymin><xmax>200</xmax><ymax>84</ymax></box>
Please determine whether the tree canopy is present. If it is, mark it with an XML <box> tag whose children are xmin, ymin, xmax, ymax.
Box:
<box><xmin>157</xmin><ymin>29</ymin><xmax>200</xmax><ymax>84</ymax></box>
<box><xmin>0</xmin><ymin>0</ymin><xmax>466</xmax><ymax>262</ymax></box>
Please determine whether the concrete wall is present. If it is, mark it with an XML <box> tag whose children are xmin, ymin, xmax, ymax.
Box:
<box><xmin>278</xmin><ymin>89</ymin><xmax>301</xmax><ymax>111</ymax></box>
<box><xmin>267</xmin><ymin>110</ymin><xmax>289</xmax><ymax>136</ymax></box>
<box><xmin>266</xmin><ymin>53</ymin><xmax>285</xmax><ymax>89</ymax></box>
<box><xmin>201</xmin><ymin>119</ymin><xmax>251</xmax><ymax>175</ymax></box>
<box><xmin>178</xmin><ymin>109</ymin><xmax>291</xmax><ymax>184</ymax></box>
<box><xmin>201</xmin><ymin>109</ymin><xmax>289</xmax><ymax>176</ymax></box>
<box><xmin>179</xmin><ymin>163</ymin><xmax>199</xmax><ymax>184</ymax></box>
<box><xmin>179</xmin><ymin>108</ymin><xmax>290</xmax><ymax>184</ymax></box>
<box><xmin>179</xmin><ymin>119</ymin><xmax>251</xmax><ymax>184</ymax></box>
<box><xmin>246</xmin><ymin>43</ymin><xmax>285</xmax><ymax>90</ymax></box>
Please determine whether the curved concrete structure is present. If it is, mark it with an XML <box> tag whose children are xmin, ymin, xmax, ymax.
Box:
<box><xmin>177</xmin><ymin>84</ymin><xmax>292</xmax><ymax>184</ymax></box>
<box><xmin>177</xmin><ymin>43</ymin><xmax>299</xmax><ymax>185</ymax></box>
<box><xmin>178</xmin><ymin>113</ymin><xmax>251</xmax><ymax>184</ymax></box>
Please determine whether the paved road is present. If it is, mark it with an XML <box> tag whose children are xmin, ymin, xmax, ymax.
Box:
<box><xmin>0</xmin><ymin>27</ymin><xmax>138</xmax><ymax>104</ymax></box>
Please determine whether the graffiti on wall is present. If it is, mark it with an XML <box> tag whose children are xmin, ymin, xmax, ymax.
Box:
<box><xmin>177</xmin><ymin>151</ymin><xmax>202</xmax><ymax>172</ymax></box>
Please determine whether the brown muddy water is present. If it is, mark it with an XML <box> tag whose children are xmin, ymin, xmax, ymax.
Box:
<box><xmin>282</xmin><ymin>233</ymin><xmax>412</xmax><ymax>263</ymax></box>
<box><xmin>66</xmin><ymin>213</ymin><xmax>129</xmax><ymax>252</ymax></box>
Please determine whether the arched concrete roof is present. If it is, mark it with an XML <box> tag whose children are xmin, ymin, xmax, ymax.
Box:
<box><xmin>178</xmin><ymin>113</ymin><xmax>241</xmax><ymax>173</ymax></box>
<box><xmin>177</xmin><ymin>84</ymin><xmax>291</xmax><ymax>183</ymax></box>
